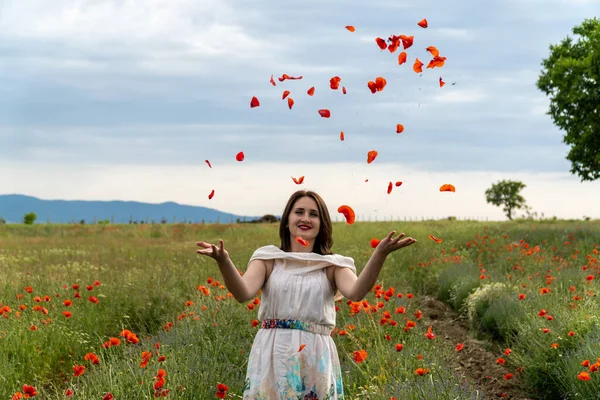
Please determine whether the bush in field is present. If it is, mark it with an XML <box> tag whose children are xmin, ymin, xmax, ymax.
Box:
<box><xmin>436</xmin><ymin>262</ymin><xmax>481</xmax><ymax>311</ymax></box>
<box><xmin>23</xmin><ymin>212</ymin><xmax>37</xmax><ymax>225</ymax></box>
<box><xmin>0</xmin><ymin>216</ymin><xmax>5</xmax><ymax>225</ymax></box>
<box><xmin>465</xmin><ymin>282</ymin><xmax>517</xmax><ymax>330</ymax></box>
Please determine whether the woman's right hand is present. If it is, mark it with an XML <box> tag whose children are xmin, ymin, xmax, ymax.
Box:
<box><xmin>196</xmin><ymin>239</ymin><xmax>229</xmax><ymax>265</ymax></box>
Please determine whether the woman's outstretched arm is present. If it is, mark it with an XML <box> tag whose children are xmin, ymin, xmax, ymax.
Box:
<box><xmin>196</xmin><ymin>239</ymin><xmax>252</xmax><ymax>303</ymax></box>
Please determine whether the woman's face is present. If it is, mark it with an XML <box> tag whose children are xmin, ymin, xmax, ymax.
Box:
<box><xmin>287</xmin><ymin>196</ymin><xmax>321</xmax><ymax>245</ymax></box>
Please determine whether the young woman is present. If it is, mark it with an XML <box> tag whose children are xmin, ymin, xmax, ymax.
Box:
<box><xmin>196</xmin><ymin>190</ymin><xmax>417</xmax><ymax>399</ymax></box>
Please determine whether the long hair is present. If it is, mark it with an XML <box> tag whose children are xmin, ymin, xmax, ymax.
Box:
<box><xmin>279</xmin><ymin>190</ymin><xmax>333</xmax><ymax>255</ymax></box>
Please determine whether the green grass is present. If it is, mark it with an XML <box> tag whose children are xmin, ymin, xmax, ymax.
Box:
<box><xmin>0</xmin><ymin>220</ymin><xmax>599</xmax><ymax>399</ymax></box>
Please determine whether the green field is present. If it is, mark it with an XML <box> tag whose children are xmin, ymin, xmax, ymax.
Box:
<box><xmin>1</xmin><ymin>220</ymin><xmax>599</xmax><ymax>399</ymax></box>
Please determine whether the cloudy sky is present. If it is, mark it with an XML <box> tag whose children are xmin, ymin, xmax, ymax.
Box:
<box><xmin>1</xmin><ymin>0</ymin><xmax>599</xmax><ymax>221</ymax></box>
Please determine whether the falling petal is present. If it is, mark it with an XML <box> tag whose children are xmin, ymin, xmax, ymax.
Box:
<box><xmin>330</xmin><ymin>76</ymin><xmax>341</xmax><ymax>90</ymax></box>
<box><xmin>296</xmin><ymin>236</ymin><xmax>310</xmax><ymax>247</ymax></box>
<box><xmin>388</xmin><ymin>40</ymin><xmax>400</xmax><ymax>53</ymax></box>
<box><xmin>270</xmin><ymin>75</ymin><xmax>276</xmax><ymax>86</ymax></box>
<box><xmin>307</xmin><ymin>86</ymin><xmax>315</xmax><ymax>96</ymax></box>
<box><xmin>340</xmin><ymin>131</ymin><xmax>345</xmax><ymax>141</ymax></box>
<box><xmin>368</xmin><ymin>77</ymin><xmax>387</xmax><ymax>94</ymax></box>
<box><xmin>278</xmin><ymin>74</ymin><xmax>303</xmax><ymax>82</ymax></box>
<box><xmin>439</xmin><ymin>77</ymin><xmax>446</xmax><ymax>87</ymax></box>
<box><xmin>318</xmin><ymin>109</ymin><xmax>331</xmax><ymax>118</ymax></box>
<box><xmin>367</xmin><ymin>150</ymin><xmax>378</xmax><ymax>164</ymax></box>
<box><xmin>236</xmin><ymin>152</ymin><xmax>245</xmax><ymax>162</ymax></box>
<box><xmin>291</xmin><ymin>176</ymin><xmax>304</xmax><ymax>184</ymax></box>
<box><xmin>396</xmin><ymin>124</ymin><xmax>404</xmax><ymax>134</ymax></box>
<box><xmin>425</xmin><ymin>46</ymin><xmax>439</xmax><ymax>57</ymax></box>
<box><xmin>250</xmin><ymin>96</ymin><xmax>260</xmax><ymax>108</ymax></box>
<box><xmin>287</xmin><ymin>97</ymin><xmax>294</xmax><ymax>109</ymax></box>
<box><xmin>427</xmin><ymin>56</ymin><xmax>447</xmax><ymax>69</ymax></box>
<box><xmin>345</xmin><ymin>25</ymin><xmax>355</xmax><ymax>32</ymax></box>
<box><xmin>282</xmin><ymin>90</ymin><xmax>290</xmax><ymax>100</ymax></box>
<box><xmin>398</xmin><ymin>51</ymin><xmax>407</xmax><ymax>65</ymax></box>
<box><xmin>208</xmin><ymin>190</ymin><xmax>215</xmax><ymax>200</ymax></box>
<box><xmin>400</xmin><ymin>35</ymin><xmax>414</xmax><ymax>50</ymax></box>
<box><xmin>205</xmin><ymin>160</ymin><xmax>212</xmax><ymax>168</ymax></box>
<box><xmin>429</xmin><ymin>235</ymin><xmax>443</xmax><ymax>243</ymax></box>
<box><xmin>413</xmin><ymin>58</ymin><xmax>423</xmax><ymax>73</ymax></box>
<box><xmin>375</xmin><ymin>37</ymin><xmax>387</xmax><ymax>50</ymax></box>
<box><xmin>337</xmin><ymin>205</ymin><xmax>356</xmax><ymax>224</ymax></box>
<box><xmin>370</xmin><ymin>238</ymin><xmax>380</xmax><ymax>248</ymax></box>
<box><xmin>417</xmin><ymin>18</ymin><xmax>428</xmax><ymax>28</ymax></box>
<box><xmin>387</xmin><ymin>182</ymin><xmax>393</xmax><ymax>194</ymax></box>
<box><xmin>439</xmin><ymin>184</ymin><xmax>456</xmax><ymax>192</ymax></box>
<box><xmin>342</xmin><ymin>86</ymin><xmax>347</xmax><ymax>94</ymax></box>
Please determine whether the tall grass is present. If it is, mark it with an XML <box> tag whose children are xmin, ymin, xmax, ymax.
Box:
<box><xmin>1</xmin><ymin>220</ymin><xmax>599</xmax><ymax>399</ymax></box>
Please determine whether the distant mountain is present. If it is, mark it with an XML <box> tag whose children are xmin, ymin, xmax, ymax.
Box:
<box><xmin>0</xmin><ymin>194</ymin><xmax>263</xmax><ymax>224</ymax></box>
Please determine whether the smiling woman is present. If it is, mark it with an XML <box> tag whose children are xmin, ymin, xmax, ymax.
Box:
<box><xmin>196</xmin><ymin>189</ymin><xmax>417</xmax><ymax>399</ymax></box>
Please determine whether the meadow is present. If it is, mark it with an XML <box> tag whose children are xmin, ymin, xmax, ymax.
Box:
<box><xmin>0</xmin><ymin>219</ymin><xmax>599</xmax><ymax>399</ymax></box>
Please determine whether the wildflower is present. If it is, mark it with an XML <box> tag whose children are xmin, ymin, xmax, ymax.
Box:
<box><xmin>73</xmin><ymin>365</ymin><xmax>85</xmax><ymax>377</ymax></box>
<box><xmin>216</xmin><ymin>383</ymin><xmax>229</xmax><ymax>399</ymax></box>
<box><xmin>425</xmin><ymin>326</ymin><xmax>436</xmax><ymax>340</ymax></box>
<box><xmin>84</xmin><ymin>353</ymin><xmax>100</xmax><ymax>365</ymax></box>
<box><xmin>577</xmin><ymin>371</ymin><xmax>591</xmax><ymax>381</ymax></box>
<box><xmin>23</xmin><ymin>385</ymin><xmax>37</xmax><ymax>397</ymax></box>
<box><xmin>353</xmin><ymin>350</ymin><xmax>368</xmax><ymax>363</ymax></box>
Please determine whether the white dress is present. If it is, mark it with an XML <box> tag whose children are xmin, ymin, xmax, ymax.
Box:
<box><xmin>242</xmin><ymin>245</ymin><xmax>357</xmax><ymax>400</ymax></box>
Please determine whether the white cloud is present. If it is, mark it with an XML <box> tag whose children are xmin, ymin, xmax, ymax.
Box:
<box><xmin>431</xmin><ymin>28</ymin><xmax>472</xmax><ymax>39</ymax></box>
<box><xmin>432</xmin><ymin>88</ymin><xmax>488</xmax><ymax>103</ymax></box>
<box><xmin>0</xmin><ymin>0</ymin><xmax>284</xmax><ymax>73</ymax></box>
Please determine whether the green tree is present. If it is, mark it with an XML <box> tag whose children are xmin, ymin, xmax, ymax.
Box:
<box><xmin>23</xmin><ymin>212</ymin><xmax>37</xmax><ymax>225</ymax></box>
<box><xmin>537</xmin><ymin>17</ymin><xmax>600</xmax><ymax>181</ymax></box>
<box><xmin>485</xmin><ymin>180</ymin><xmax>528</xmax><ymax>220</ymax></box>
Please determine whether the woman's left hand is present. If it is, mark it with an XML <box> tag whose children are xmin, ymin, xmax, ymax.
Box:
<box><xmin>375</xmin><ymin>231</ymin><xmax>417</xmax><ymax>256</ymax></box>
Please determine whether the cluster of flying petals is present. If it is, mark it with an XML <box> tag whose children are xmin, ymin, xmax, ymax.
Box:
<box><xmin>199</xmin><ymin>18</ymin><xmax>456</xmax><ymax>217</ymax></box>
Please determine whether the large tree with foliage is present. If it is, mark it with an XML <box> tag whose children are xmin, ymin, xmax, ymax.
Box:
<box><xmin>485</xmin><ymin>180</ymin><xmax>528</xmax><ymax>220</ymax></box>
<box><xmin>537</xmin><ymin>18</ymin><xmax>600</xmax><ymax>181</ymax></box>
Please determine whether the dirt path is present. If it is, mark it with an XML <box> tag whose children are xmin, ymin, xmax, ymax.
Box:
<box><xmin>418</xmin><ymin>296</ymin><xmax>536</xmax><ymax>400</ymax></box>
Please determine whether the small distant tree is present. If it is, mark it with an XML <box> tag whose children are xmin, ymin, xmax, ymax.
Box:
<box><xmin>0</xmin><ymin>217</ymin><xmax>5</xmax><ymax>225</ymax></box>
<box><xmin>23</xmin><ymin>212</ymin><xmax>37</xmax><ymax>225</ymax></box>
<box><xmin>485</xmin><ymin>180</ymin><xmax>528</xmax><ymax>220</ymax></box>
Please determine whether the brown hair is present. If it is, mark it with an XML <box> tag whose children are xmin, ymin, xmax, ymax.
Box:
<box><xmin>279</xmin><ymin>190</ymin><xmax>333</xmax><ymax>255</ymax></box>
